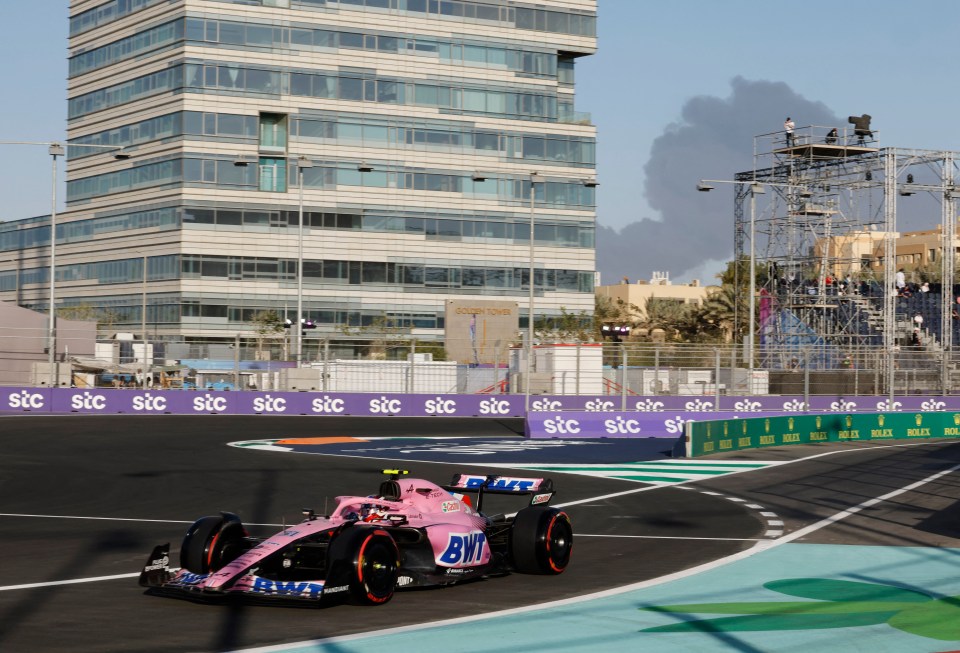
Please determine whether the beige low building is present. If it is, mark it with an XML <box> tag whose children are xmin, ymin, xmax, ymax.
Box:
<box><xmin>596</xmin><ymin>272</ymin><xmax>718</xmax><ymax>320</ymax></box>
<box><xmin>816</xmin><ymin>223</ymin><xmax>959</xmax><ymax>278</ymax></box>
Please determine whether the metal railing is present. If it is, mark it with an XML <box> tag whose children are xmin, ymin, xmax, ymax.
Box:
<box><xmin>3</xmin><ymin>325</ymin><xmax>959</xmax><ymax>396</ymax></box>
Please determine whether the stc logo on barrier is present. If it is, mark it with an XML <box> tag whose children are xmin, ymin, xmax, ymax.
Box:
<box><xmin>312</xmin><ymin>396</ymin><xmax>345</xmax><ymax>414</ymax></box>
<box><xmin>603</xmin><ymin>415</ymin><xmax>642</xmax><ymax>435</ymax></box>
<box><xmin>634</xmin><ymin>399</ymin><xmax>665</xmax><ymax>412</ymax></box>
<box><xmin>920</xmin><ymin>398</ymin><xmax>946</xmax><ymax>411</ymax></box>
<box><xmin>584</xmin><ymin>399</ymin><xmax>615</xmax><ymax>412</ymax></box>
<box><xmin>733</xmin><ymin>399</ymin><xmax>763</xmax><ymax>412</ymax></box>
<box><xmin>133</xmin><ymin>393</ymin><xmax>167</xmax><ymax>412</ymax></box>
<box><xmin>542</xmin><ymin>415</ymin><xmax>581</xmax><ymax>435</ymax></box>
<box><xmin>71</xmin><ymin>392</ymin><xmax>107</xmax><ymax>411</ymax></box>
<box><xmin>876</xmin><ymin>399</ymin><xmax>902</xmax><ymax>412</ymax></box>
<box><xmin>193</xmin><ymin>394</ymin><xmax>228</xmax><ymax>413</ymax></box>
<box><xmin>478</xmin><ymin>398</ymin><xmax>511</xmax><ymax>415</ymax></box>
<box><xmin>9</xmin><ymin>390</ymin><xmax>45</xmax><ymax>410</ymax></box>
<box><xmin>664</xmin><ymin>415</ymin><xmax>690</xmax><ymax>435</ymax></box>
<box><xmin>530</xmin><ymin>398</ymin><xmax>562</xmax><ymax>411</ymax></box>
<box><xmin>369</xmin><ymin>396</ymin><xmax>402</xmax><ymax>414</ymax></box>
<box><xmin>424</xmin><ymin>397</ymin><xmax>457</xmax><ymax>415</ymax></box>
<box><xmin>253</xmin><ymin>395</ymin><xmax>287</xmax><ymax>413</ymax></box>
<box><xmin>830</xmin><ymin>399</ymin><xmax>858</xmax><ymax>412</ymax></box>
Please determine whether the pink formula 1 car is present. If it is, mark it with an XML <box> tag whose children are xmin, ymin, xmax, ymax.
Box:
<box><xmin>139</xmin><ymin>470</ymin><xmax>572</xmax><ymax>605</ymax></box>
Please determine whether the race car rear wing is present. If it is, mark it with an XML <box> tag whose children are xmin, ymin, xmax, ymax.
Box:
<box><xmin>446</xmin><ymin>474</ymin><xmax>554</xmax><ymax>512</ymax></box>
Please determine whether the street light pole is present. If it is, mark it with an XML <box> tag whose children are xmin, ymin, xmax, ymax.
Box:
<box><xmin>47</xmin><ymin>143</ymin><xmax>64</xmax><ymax>387</ymax></box>
<box><xmin>747</xmin><ymin>183</ymin><xmax>764</xmax><ymax>375</ymax></box>
<box><xmin>295</xmin><ymin>156</ymin><xmax>313</xmax><ymax>366</ymax></box>
<box><xmin>141</xmin><ymin>252</ymin><xmax>148</xmax><ymax>388</ymax></box>
<box><xmin>525</xmin><ymin>172</ymin><xmax>539</xmax><ymax>412</ymax></box>
<box><xmin>1</xmin><ymin>140</ymin><xmax>129</xmax><ymax>387</ymax></box>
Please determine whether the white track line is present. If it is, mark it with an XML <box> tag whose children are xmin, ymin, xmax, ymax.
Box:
<box><xmin>0</xmin><ymin>573</ymin><xmax>141</xmax><ymax>592</ymax></box>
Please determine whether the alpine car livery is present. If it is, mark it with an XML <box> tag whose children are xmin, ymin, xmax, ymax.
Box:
<box><xmin>139</xmin><ymin>471</ymin><xmax>572</xmax><ymax>605</ymax></box>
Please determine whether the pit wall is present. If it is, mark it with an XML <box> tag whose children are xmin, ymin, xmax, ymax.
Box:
<box><xmin>685</xmin><ymin>412</ymin><xmax>960</xmax><ymax>457</ymax></box>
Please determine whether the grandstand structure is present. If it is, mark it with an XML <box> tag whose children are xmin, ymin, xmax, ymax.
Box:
<box><xmin>733</xmin><ymin>124</ymin><xmax>960</xmax><ymax>388</ymax></box>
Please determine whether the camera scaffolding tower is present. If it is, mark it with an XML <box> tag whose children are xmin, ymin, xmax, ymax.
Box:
<box><xmin>732</xmin><ymin>124</ymin><xmax>960</xmax><ymax>388</ymax></box>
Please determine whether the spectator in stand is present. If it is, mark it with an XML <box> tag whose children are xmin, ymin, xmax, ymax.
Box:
<box><xmin>896</xmin><ymin>268</ymin><xmax>906</xmax><ymax>295</ymax></box>
<box><xmin>920</xmin><ymin>281</ymin><xmax>930</xmax><ymax>293</ymax></box>
<box><xmin>914</xmin><ymin>313</ymin><xmax>924</xmax><ymax>330</ymax></box>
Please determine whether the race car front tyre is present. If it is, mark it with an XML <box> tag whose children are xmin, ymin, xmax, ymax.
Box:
<box><xmin>332</xmin><ymin>526</ymin><xmax>400</xmax><ymax>605</ymax></box>
<box><xmin>510</xmin><ymin>506</ymin><xmax>573</xmax><ymax>575</ymax></box>
<box><xmin>180</xmin><ymin>513</ymin><xmax>246</xmax><ymax>574</ymax></box>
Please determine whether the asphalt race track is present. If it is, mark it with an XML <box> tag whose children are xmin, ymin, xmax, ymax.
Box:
<box><xmin>1</xmin><ymin>415</ymin><xmax>959</xmax><ymax>652</ymax></box>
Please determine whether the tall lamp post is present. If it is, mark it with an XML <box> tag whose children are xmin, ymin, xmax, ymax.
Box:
<box><xmin>295</xmin><ymin>155</ymin><xmax>313</xmax><ymax>366</ymax></box>
<box><xmin>523</xmin><ymin>174</ymin><xmax>597</xmax><ymax>412</ymax></box>
<box><xmin>47</xmin><ymin>143</ymin><xmax>64</xmax><ymax>386</ymax></box>
<box><xmin>2</xmin><ymin>140</ymin><xmax>130</xmax><ymax>386</ymax></box>
<box><xmin>698</xmin><ymin>179</ymin><xmax>768</xmax><ymax>376</ymax></box>
<box><xmin>525</xmin><ymin>172</ymin><xmax>540</xmax><ymax>412</ymax></box>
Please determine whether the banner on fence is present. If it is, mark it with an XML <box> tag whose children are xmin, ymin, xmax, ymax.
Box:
<box><xmin>686</xmin><ymin>412</ymin><xmax>960</xmax><ymax>457</ymax></box>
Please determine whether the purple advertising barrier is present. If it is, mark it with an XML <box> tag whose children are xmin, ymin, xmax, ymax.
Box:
<box><xmin>0</xmin><ymin>389</ymin><xmax>527</xmax><ymax>418</ymax></box>
<box><xmin>48</xmin><ymin>389</ymin><xmax>221</xmax><ymax>415</ymax></box>
<box><xmin>0</xmin><ymin>387</ymin><xmax>53</xmax><ymax>413</ymax></box>
<box><xmin>1</xmin><ymin>388</ymin><xmax>957</xmax><ymax>419</ymax></box>
<box><xmin>536</xmin><ymin>395</ymin><xmax>960</xmax><ymax>414</ymax></box>
<box><xmin>525</xmin><ymin>411</ymin><xmax>792</xmax><ymax>439</ymax></box>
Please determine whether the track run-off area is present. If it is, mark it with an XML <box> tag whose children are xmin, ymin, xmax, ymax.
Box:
<box><xmin>1</xmin><ymin>415</ymin><xmax>959</xmax><ymax>652</ymax></box>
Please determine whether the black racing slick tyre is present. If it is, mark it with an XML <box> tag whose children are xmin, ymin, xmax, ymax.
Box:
<box><xmin>180</xmin><ymin>513</ymin><xmax>246</xmax><ymax>574</ymax></box>
<box><xmin>329</xmin><ymin>526</ymin><xmax>400</xmax><ymax>605</ymax></box>
<box><xmin>510</xmin><ymin>506</ymin><xmax>573</xmax><ymax>575</ymax></box>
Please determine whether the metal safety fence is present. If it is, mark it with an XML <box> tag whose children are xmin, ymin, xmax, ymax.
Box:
<box><xmin>2</xmin><ymin>325</ymin><xmax>958</xmax><ymax>397</ymax></box>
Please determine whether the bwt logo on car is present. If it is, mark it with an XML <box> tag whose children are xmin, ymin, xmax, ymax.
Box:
<box><xmin>193</xmin><ymin>394</ymin><xmax>227</xmax><ymax>413</ymax></box>
<box><xmin>542</xmin><ymin>415</ymin><xmax>581</xmax><ymax>435</ymax></box>
<box><xmin>530</xmin><ymin>398</ymin><xmax>562</xmax><ymax>411</ymax></box>
<box><xmin>463</xmin><ymin>476</ymin><xmax>537</xmax><ymax>491</ymax></box>
<box><xmin>584</xmin><ymin>399</ymin><xmax>615</xmax><ymax>412</ymax></box>
<box><xmin>438</xmin><ymin>531</ymin><xmax>487</xmax><ymax>566</ymax></box>
<box><xmin>9</xmin><ymin>390</ymin><xmax>45</xmax><ymax>410</ymax></box>
<box><xmin>424</xmin><ymin>397</ymin><xmax>457</xmax><ymax>415</ymax></box>
<box><xmin>478</xmin><ymin>398</ymin><xmax>511</xmax><ymax>415</ymax></box>
<box><xmin>133</xmin><ymin>393</ymin><xmax>167</xmax><ymax>412</ymax></box>
<box><xmin>252</xmin><ymin>577</ymin><xmax>323</xmax><ymax>598</ymax></box>
<box><xmin>604</xmin><ymin>415</ymin><xmax>642</xmax><ymax>434</ymax></box>
<box><xmin>369</xmin><ymin>396</ymin><xmax>402</xmax><ymax>414</ymax></box>
<box><xmin>70</xmin><ymin>392</ymin><xmax>106</xmax><ymax>411</ymax></box>
<box><xmin>253</xmin><ymin>395</ymin><xmax>287</xmax><ymax>413</ymax></box>
<box><xmin>312</xmin><ymin>395</ymin><xmax>345</xmax><ymax>414</ymax></box>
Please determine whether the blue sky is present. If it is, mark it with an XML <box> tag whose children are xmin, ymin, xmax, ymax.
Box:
<box><xmin>4</xmin><ymin>1</ymin><xmax>960</xmax><ymax>280</ymax></box>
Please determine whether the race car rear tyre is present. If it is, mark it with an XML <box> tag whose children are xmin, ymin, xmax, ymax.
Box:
<box><xmin>180</xmin><ymin>513</ymin><xmax>245</xmax><ymax>574</ymax></box>
<box><xmin>510</xmin><ymin>506</ymin><xmax>573</xmax><ymax>575</ymax></box>
<box><xmin>333</xmin><ymin>527</ymin><xmax>400</xmax><ymax>605</ymax></box>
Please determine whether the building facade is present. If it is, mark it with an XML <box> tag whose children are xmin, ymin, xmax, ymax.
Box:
<box><xmin>1</xmin><ymin>0</ymin><xmax>597</xmax><ymax>346</ymax></box>
<box><xmin>596</xmin><ymin>272</ymin><xmax>718</xmax><ymax>321</ymax></box>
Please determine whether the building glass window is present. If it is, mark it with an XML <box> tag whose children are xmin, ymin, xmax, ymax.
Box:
<box><xmin>259</xmin><ymin>157</ymin><xmax>287</xmax><ymax>192</ymax></box>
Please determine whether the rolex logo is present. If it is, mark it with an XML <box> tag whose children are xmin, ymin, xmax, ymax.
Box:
<box><xmin>916</xmin><ymin>413</ymin><xmax>923</xmax><ymax>426</ymax></box>
<box><xmin>878</xmin><ymin>414</ymin><xmax>885</xmax><ymax>427</ymax></box>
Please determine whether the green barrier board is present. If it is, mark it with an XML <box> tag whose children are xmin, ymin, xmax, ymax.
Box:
<box><xmin>686</xmin><ymin>412</ymin><xmax>960</xmax><ymax>457</ymax></box>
